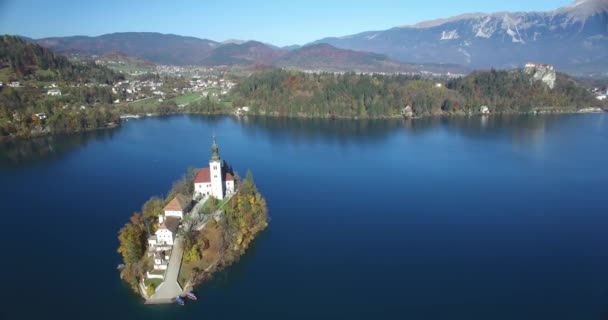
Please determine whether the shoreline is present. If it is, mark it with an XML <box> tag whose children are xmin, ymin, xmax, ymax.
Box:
<box><xmin>2</xmin><ymin>108</ymin><xmax>605</xmax><ymax>142</ymax></box>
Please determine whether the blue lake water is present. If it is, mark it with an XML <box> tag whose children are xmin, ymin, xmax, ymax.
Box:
<box><xmin>1</xmin><ymin>114</ymin><xmax>608</xmax><ymax>319</ymax></box>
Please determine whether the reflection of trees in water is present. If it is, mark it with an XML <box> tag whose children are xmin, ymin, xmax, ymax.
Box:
<box><xmin>0</xmin><ymin>129</ymin><xmax>118</xmax><ymax>167</ymax></box>
<box><xmin>234</xmin><ymin>115</ymin><xmax>560</xmax><ymax>148</ymax></box>
<box><xmin>442</xmin><ymin>114</ymin><xmax>562</xmax><ymax>147</ymax></box>
<box><xmin>236</xmin><ymin>116</ymin><xmax>407</xmax><ymax>145</ymax></box>
<box><xmin>0</xmin><ymin>114</ymin><xmax>577</xmax><ymax>168</ymax></box>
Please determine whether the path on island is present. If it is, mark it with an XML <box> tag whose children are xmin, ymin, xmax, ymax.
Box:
<box><xmin>146</xmin><ymin>193</ymin><xmax>233</xmax><ymax>303</ymax></box>
<box><xmin>148</xmin><ymin>238</ymin><xmax>184</xmax><ymax>303</ymax></box>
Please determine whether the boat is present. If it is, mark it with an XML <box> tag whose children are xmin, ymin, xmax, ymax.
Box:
<box><xmin>186</xmin><ymin>291</ymin><xmax>198</xmax><ymax>300</ymax></box>
<box><xmin>176</xmin><ymin>296</ymin><xmax>185</xmax><ymax>306</ymax></box>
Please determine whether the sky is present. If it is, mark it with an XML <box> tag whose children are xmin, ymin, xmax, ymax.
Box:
<box><xmin>0</xmin><ymin>0</ymin><xmax>573</xmax><ymax>46</ymax></box>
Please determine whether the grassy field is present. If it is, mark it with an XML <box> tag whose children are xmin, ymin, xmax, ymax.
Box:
<box><xmin>220</xmin><ymin>100</ymin><xmax>233</xmax><ymax>108</ymax></box>
<box><xmin>144</xmin><ymin>278</ymin><xmax>162</xmax><ymax>288</ymax></box>
<box><xmin>105</xmin><ymin>63</ymin><xmax>153</xmax><ymax>74</ymax></box>
<box><xmin>122</xmin><ymin>97</ymin><xmax>165</xmax><ymax>112</ymax></box>
<box><xmin>175</xmin><ymin>93</ymin><xmax>203</xmax><ymax>105</ymax></box>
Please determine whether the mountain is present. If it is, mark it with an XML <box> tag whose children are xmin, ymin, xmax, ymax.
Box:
<box><xmin>311</xmin><ymin>0</ymin><xmax>608</xmax><ymax>75</ymax></box>
<box><xmin>275</xmin><ymin>43</ymin><xmax>400</xmax><ymax>71</ymax></box>
<box><xmin>36</xmin><ymin>32</ymin><xmax>220</xmax><ymax>65</ymax></box>
<box><xmin>31</xmin><ymin>33</ymin><xmax>466</xmax><ymax>73</ymax></box>
<box><xmin>274</xmin><ymin>43</ymin><xmax>467</xmax><ymax>74</ymax></box>
<box><xmin>200</xmin><ymin>41</ymin><xmax>287</xmax><ymax>65</ymax></box>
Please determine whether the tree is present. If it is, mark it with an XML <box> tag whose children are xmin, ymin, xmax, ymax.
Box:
<box><xmin>117</xmin><ymin>213</ymin><xmax>146</xmax><ymax>264</ymax></box>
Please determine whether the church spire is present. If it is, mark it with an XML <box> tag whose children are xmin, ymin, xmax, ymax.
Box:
<box><xmin>210</xmin><ymin>135</ymin><xmax>220</xmax><ymax>162</ymax></box>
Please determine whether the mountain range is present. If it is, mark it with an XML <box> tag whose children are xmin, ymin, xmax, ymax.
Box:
<box><xmin>33</xmin><ymin>34</ymin><xmax>467</xmax><ymax>74</ymax></box>
<box><xmin>27</xmin><ymin>0</ymin><xmax>608</xmax><ymax>75</ymax></box>
<box><xmin>313</xmin><ymin>0</ymin><xmax>608</xmax><ymax>74</ymax></box>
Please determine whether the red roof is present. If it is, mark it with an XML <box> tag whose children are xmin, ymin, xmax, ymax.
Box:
<box><xmin>194</xmin><ymin>168</ymin><xmax>211</xmax><ymax>183</ymax></box>
<box><xmin>163</xmin><ymin>194</ymin><xmax>190</xmax><ymax>211</ymax></box>
<box><xmin>225</xmin><ymin>172</ymin><xmax>234</xmax><ymax>181</ymax></box>
<box><xmin>193</xmin><ymin>168</ymin><xmax>234</xmax><ymax>183</ymax></box>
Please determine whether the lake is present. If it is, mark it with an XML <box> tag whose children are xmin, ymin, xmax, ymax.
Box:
<box><xmin>1</xmin><ymin>114</ymin><xmax>608</xmax><ymax>319</ymax></box>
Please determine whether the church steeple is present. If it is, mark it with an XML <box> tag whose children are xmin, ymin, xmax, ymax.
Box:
<box><xmin>210</xmin><ymin>135</ymin><xmax>220</xmax><ymax>162</ymax></box>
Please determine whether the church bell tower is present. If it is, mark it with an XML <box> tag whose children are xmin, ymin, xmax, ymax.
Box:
<box><xmin>209</xmin><ymin>136</ymin><xmax>224</xmax><ymax>200</ymax></box>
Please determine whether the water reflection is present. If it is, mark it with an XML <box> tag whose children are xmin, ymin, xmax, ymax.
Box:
<box><xmin>440</xmin><ymin>114</ymin><xmax>571</xmax><ymax>148</ymax></box>
<box><xmin>235</xmin><ymin>114</ymin><xmax>565</xmax><ymax>149</ymax></box>
<box><xmin>0</xmin><ymin>114</ymin><xmax>595</xmax><ymax>168</ymax></box>
<box><xmin>0</xmin><ymin>129</ymin><xmax>119</xmax><ymax>168</ymax></box>
<box><xmin>235</xmin><ymin>116</ymin><xmax>407</xmax><ymax>145</ymax></box>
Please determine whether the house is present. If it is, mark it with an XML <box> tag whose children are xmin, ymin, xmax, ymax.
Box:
<box><xmin>9</xmin><ymin>81</ymin><xmax>20</xmax><ymax>88</ymax></box>
<box><xmin>47</xmin><ymin>89</ymin><xmax>61</xmax><ymax>96</ymax></box>
<box><xmin>155</xmin><ymin>216</ymin><xmax>180</xmax><ymax>246</ymax></box>
<box><xmin>153</xmin><ymin>252</ymin><xmax>168</xmax><ymax>270</ymax></box>
<box><xmin>480</xmin><ymin>106</ymin><xmax>490</xmax><ymax>114</ymax></box>
<box><xmin>525</xmin><ymin>62</ymin><xmax>554</xmax><ymax>71</ymax></box>
<box><xmin>163</xmin><ymin>194</ymin><xmax>191</xmax><ymax>219</ymax></box>
<box><xmin>193</xmin><ymin>137</ymin><xmax>235</xmax><ymax>200</ymax></box>
<box><xmin>34</xmin><ymin>113</ymin><xmax>48</xmax><ymax>120</ymax></box>
<box><xmin>148</xmin><ymin>235</ymin><xmax>158</xmax><ymax>248</ymax></box>
<box><xmin>401</xmin><ymin>105</ymin><xmax>413</xmax><ymax>118</ymax></box>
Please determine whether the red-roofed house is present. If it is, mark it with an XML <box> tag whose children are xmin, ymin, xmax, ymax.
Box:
<box><xmin>163</xmin><ymin>194</ymin><xmax>191</xmax><ymax>219</ymax></box>
<box><xmin>193</xmin><ymin>137</ymin><xmax>235</xmax><ymax>200</ymax></box>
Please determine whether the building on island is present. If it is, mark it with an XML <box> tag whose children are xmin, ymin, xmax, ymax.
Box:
<box><xmin>193</xmin><ymin>137</ymin><xmax>235</xmax><ymax>200</ymax></box>
<box><xmin>155</xmin><ymin>216</ymin><xmax>179</xmax><ymax>246</ymax></box>
<box><xmin>163</xmin><ymin>194</ymin><xmax>191</xmax><ymax>219</ymax></box>
<box><xmin>153</xmin><ymin>252</ymin><xmax>168</xmax><ymax>270</ymax></box>
<box><xmin>145</xmin><ymin>137</ymin><xmax>235</xmax><ymax>280</ymax></box>
<box><xmin>524</xmin><ymin>62</ymin><xmax>555</xmax><ymax>71</ymax></box>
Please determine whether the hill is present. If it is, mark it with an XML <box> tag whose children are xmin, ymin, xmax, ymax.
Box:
<box><xmin>275</xmin><ymin>43</ymin><xmax>467</xmax><ymax>74</ymax></box>
<box><xmin>94</xmin><ymin>51</ymin><xmax>156</xmax><ymax>74</ymax></box>
<box><xmin>0</xmin><ymin>35</ymin><xmax>123</xmax><ymax>139</ymax></box>
<box><xmin>36</xmin><ymin>32</ymin><xmax>220</xmax><ymax>65</ymax></box>
<box><xmin>0</xmin><ymin>35</ymin><xmax>121</xmax><ymax>84</ymax></box>
<box><xmin>311</xmin><ymin>0</ymin><xmax>608</xmax><ymax>75</ymax></box>
<box><xmin>275</xmin><ymin>43</ymin><xmax>405</xmax><ymax>72</ymax></box>
<box><xmin>200</xmin><ymin>41</ymin><xmax>287</xmax><ymax>66</ymax></box>
<box><xmin>231</xmin><ymin>68</ymin><xmax>603</xmax><ymax>119</ymax></box>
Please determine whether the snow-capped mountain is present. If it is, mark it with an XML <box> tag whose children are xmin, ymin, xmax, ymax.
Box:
<box><xmin>312</xmin><ymin>0</ymin><xmax>608</xmax><ymax>74</ymax></box>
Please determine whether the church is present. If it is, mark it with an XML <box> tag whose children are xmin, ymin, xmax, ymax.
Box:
<box><xmin>193</xmin><ymin>137</ymin><xmax>235</xmax><ymax>200</ymax></box>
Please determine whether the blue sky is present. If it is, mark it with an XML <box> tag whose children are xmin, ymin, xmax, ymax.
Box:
<box><xmin>0</xmin><ymin>0</ymin><xmax>573</xmax><ymax>46</ymax></box>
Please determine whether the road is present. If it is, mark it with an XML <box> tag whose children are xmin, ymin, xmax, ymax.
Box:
<box><xmin>148</xmin><ymin>238</ymin><xmax>184</xmax><ymax>303</ymax></box>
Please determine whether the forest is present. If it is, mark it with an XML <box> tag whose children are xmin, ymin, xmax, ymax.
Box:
<box><xmin>231</xmin><ymin>69</ymin><xmax>603</xmax><ymax>118</ymax></box>
<box><xmin>0</xmin><ymin>36</ymin><xmax>124</xmax><ymax>139</ymax></box>
<box><xmin>0</xmin><ymin>35</ymin><xmax>120</xmax><ymax>84</ymax></box>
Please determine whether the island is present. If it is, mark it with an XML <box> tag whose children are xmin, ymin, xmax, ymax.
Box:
<box><xmin>117</xmin><ymin>137</ymin><xmax>268</xmax><ymax>304</ymax></box>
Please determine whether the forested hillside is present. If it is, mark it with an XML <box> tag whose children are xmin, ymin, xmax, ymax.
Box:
<box><xmin>0</xmin><ymin>35</ymin><xmax>123</xmax><ymax>139</ymax></box>
<box><xmin>231</xmin><ymin>69</ymin><xmax>603</xmax><ymax>118</ymax></box>
<box><xmin>0</xmin><ymin>35</ymin><xmax>120</xmax><ymax>84</ymax></box>
<box><xmin>446</xmin><ymin>70</ymin><xmax>599</xmax><ymax>113</ymax></box>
